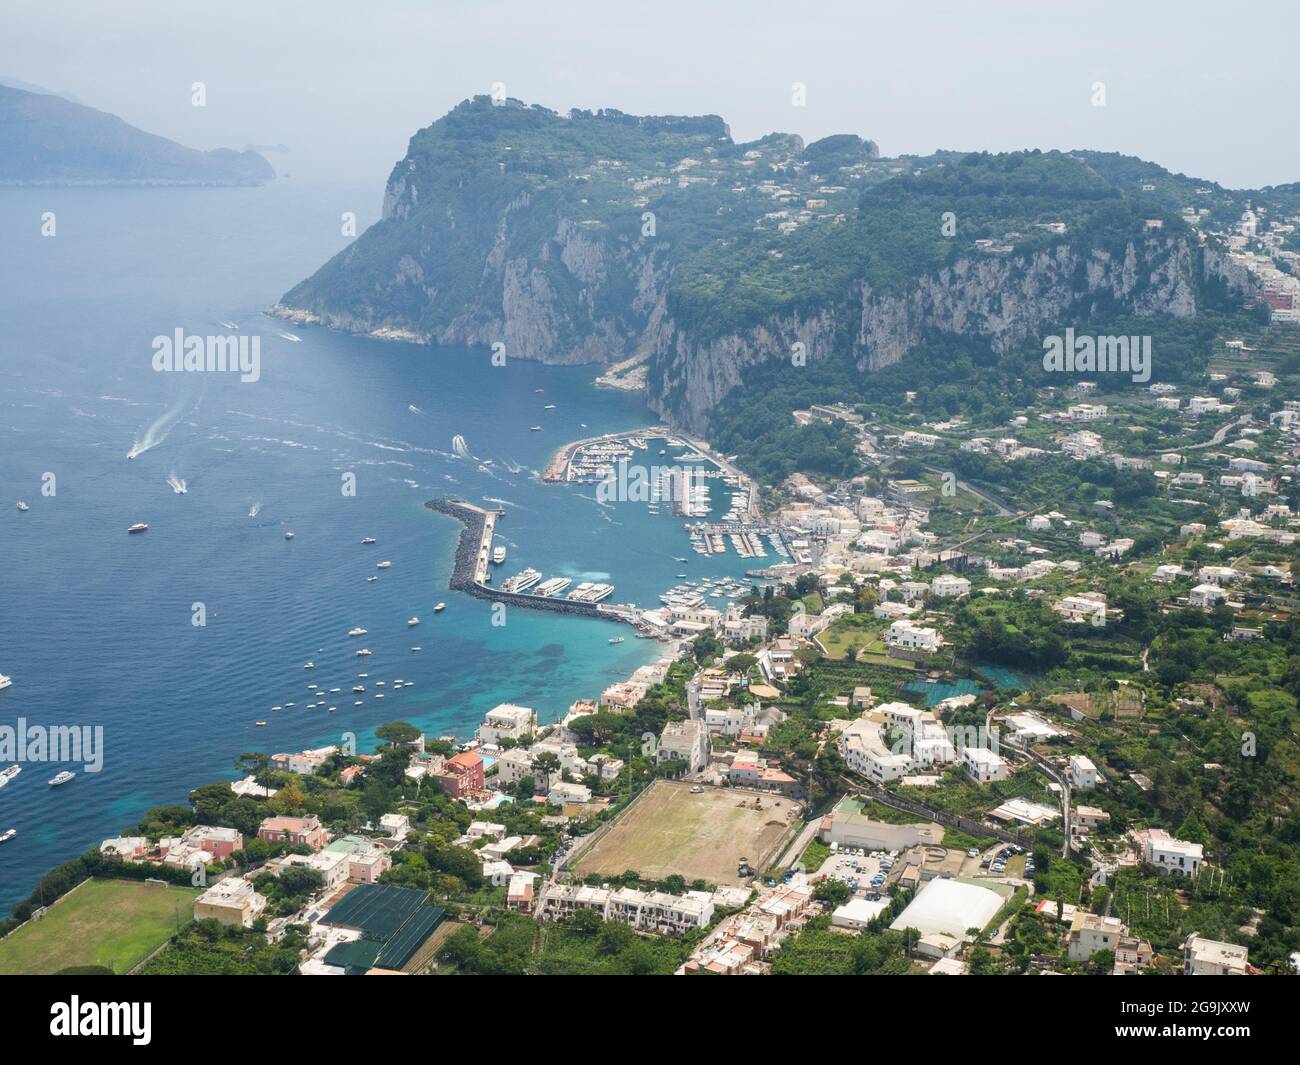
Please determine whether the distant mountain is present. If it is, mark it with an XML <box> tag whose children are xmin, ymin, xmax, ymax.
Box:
<box><xmin>0</xmin><ymin>85</ymin><xmax>274</xmax><ymax>186</ymax></box>
<box><xmin>277</xmin><ymin>96</ymin><xmax>1275</xmax><ymax>430</ymax></box>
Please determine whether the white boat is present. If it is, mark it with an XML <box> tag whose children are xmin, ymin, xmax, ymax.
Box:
<box><xmin>408</xmin><ymin>617</ymin><xmax>420</xmax><ymax>626</ymax></box>
<box><xmin>356</xmin><ymin>648</ymin><xmax>372</xmax><ymax>656</ymax></box>
<box><xmin>361</xmin><ymin>537</ymin><xmax>377</xmax><ymax>545</ymax></box>
<box><xmin>348</xmin><ymin>627</ymin><xmax>368</xmax><ymax>637</ymax></box>
<box><xmin>608</xmin><ymin>637</ymin><xmax>625</xmax><ymax>644</ymax></box>
<box><xmin>15</xmin><ymin>501</ymin><xmax>29</xmax><ymax>512</ymax></box>
<box><xmin>434</xmin><ymin>603</ymin><xmax>445</xmax><ymax>612</ymax></box>
<box><xmin>284</xmin><ymin>531</ymin><xmax>295</xmax><ymax>540</ymax></box>
<box><xmin>0</xmin><ymin>674</ymin><xmax>10</xmax><ymax>692</ymax></box>
<box><xmin>353</xmin><ymin>685</ymin><xmax>365</xmax><ymax>693</ymax></box>
<box><xmin>0</xmin><ymin>829</ymin><xmax>16</xmax><ymax>843</ymax></box>
<box><xmin>128</xmin><ymin>522</ymin><xmax>149</xmax><ymax>534</ymax></box>
<box><xmin>492</xmin><ymin>545</ymin><xmax>506</xmax><ymax>565</ymax></box>
<box><xmin>303</xmin><ymin>661</ymin><xmax>315</xmax><ymax>669</ymax></box>
<box><xmin>367</xmin><ymin>575</ymin><xmax>378</xmax><ymax>582</ymax></box>
<box><xmin>376</xmin><ymin>561</ymin><xmax>392</xmax><ymax>569</ymax></box>
<box><xmin>0</xmin><ymin>765</ymin><xmax>21</xmax><ymax>788</ymax></box>
<box><xmin>255</xmin><ymin>721</ymin><xmax>268</xmax><ymax>727</ymax></box>
<box><xmin>411</xmin><ymin>646</ymin><xmax>423</xmax><ymax>651</ymax></box>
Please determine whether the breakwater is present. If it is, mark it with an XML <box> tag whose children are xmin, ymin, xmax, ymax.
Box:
<box><xmin>425</xmin><ymin>498</ymin><xmax>627</xmax><ymax>624</ymax></box>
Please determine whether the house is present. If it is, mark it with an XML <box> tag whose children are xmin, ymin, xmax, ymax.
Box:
<box><xmin>886</xmin><ymin>619</ymin><xmax>942</xmax><ymax>652</ymax></box>
<box><xmin>176</xmin><ymin>825</ymin><xmax>243</xmax><ymax>861</ymax></box>
<box><xmin>495</xmin><ymin>747</ymin><xmax>536</xmax><ymax>786</ymax></box>
<box><xmin>1072</xmin><ymin>805</ymin><xmax>1109</xmax><ymax>834</ymax></box>
<box><xmin>831</xmin><ymin>896</ymin><xmax>889</xmax><ymax>931</ymax></box>
<box><xmin>723</xmin><ymin>605</ymin><xmax>768</xmax><ymax>644</ymax></box>
<box><xmin>1143</xmin><ymin>829</ymin><xmax>1203</xmax><ymax>878</ymax></box>
<box><xmin>258</xmin><ymin>815</ymin><xmax>328</xmax><ymax>852</ymax></box>
<box><xmin>270</xmin><ymin>746</ymin><xmax>337</xmax><ymax>775</ymax></box>
<box><xmin>1184</xmin><ymin>934</ymin><xmax>1248</xmax><ymax>975</ymax></box>
<box><xmin>194</xmin><ymin>878</ymin><xmax>268</xmax><ymax>927</ymax></box>
<box><xmin>99</xmin><ymin>836</ymin><xmax>149</xmax><ymax>861</ymax></box>
<box><xmin>962</xmin><ymin>747</ymin><xmax>1009</xmax><ymax>784</ymax></box>
<box><xmin>1189</xmin><ymin>583</ymin><xmax>1228</xmax><ymax>609</ymax></box>
<box><xmin>656</xmin><ymin>719</ymin><xmax>711</xmax><ymax>774</ymax></box>
<box><xmin>1053</xmin><ymin>593</ymin><xmax>1107</xmax><ymax>626</ymax></box>
<box><xmin>548</xmin><ymin>780</ymin><xmax>593</xmax><ymax>806</ymax></box>
<box><xmin>930</xmin><ymin>574</ymin><xmax>971</xmax><ymax>598</ymax></box>
<box><xmin>507</xmin><ymin>871</ymin><xmax>539</xmax><ymax>913</ymax></box>
<box><xmin>1113</xmin><ymin>935</ymin><xmax>1155</xmax><ymax>974</ymax></box>
<box><xmin>434</xmin><ymin>751</ymin><xmax>485</xmax><ymax>798</ymax></box>
<box><xmin>1067</xmin><ymin>912</ymin><xmax>1126</xmax><ymax>962</ymax></box>
<box><xmin>477</xmin><ymin>703</ymin><xmax>537</xmax><ymax>744</ymax></box>
<box><xmin>1069</xmin><ymin>754</ymin><xmax>1098</xmax><ymax>790</ymax></box>
<box><xmin>379</xmin><ymin>813</ymin><xmax>411</xmax><ymax>840</ymax></box>
<box><xmin>536</xmin><ymin>882</ymin><xmax>714</xmax><ymax>935</ymax></box>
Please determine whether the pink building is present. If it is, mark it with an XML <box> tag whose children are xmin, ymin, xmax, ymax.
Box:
<box><xmin>258</xmin><ymin>815</ymin><xmax>329</xmax><ymax>852</ymax></box>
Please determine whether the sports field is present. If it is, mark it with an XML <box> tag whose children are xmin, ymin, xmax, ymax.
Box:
<box><xmin>0</xmin><ymin>878</ymin><xmax>199</xmax><ymax>975</ymax></box>
<box><xmin>572</xmin><ymin>780</ymin><xmax>798</xmax><ymax>886</ymax></box>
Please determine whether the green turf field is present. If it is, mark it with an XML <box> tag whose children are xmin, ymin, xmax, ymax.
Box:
<box><xmin>0</xmin><ymin>878</ymin><xmax>200</xmax><ymax>974</ymax></box>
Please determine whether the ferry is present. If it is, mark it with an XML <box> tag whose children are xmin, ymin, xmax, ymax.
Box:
<box><xmin>0</xmin><ymin>674</ymin><xmax>10</xmax><ymax>692</ymax></box>
<box><xmin>361</xmin><ymin>537</ymin><xmax>377</xmax><ymax>545</ymax></box>
<box><xmin>492</xmin><ymin>545</ymin><xmax>507</xmax><ymax>565</ymax></box>
<box><xmin>536</xmin><ymin>576</ymin><xmax>572</xmax><ymax>597</ymax></box>
<box><xmin>408</xmin><ymin>617</ymin><xmax>420</xmax><ymax>626</ymax></box>
<box><xmin>376</xmin><ymin>560</ymin><xmax>392</xmax><ymax>569</ymax></box>
<box><xmin>566</xmin><ymin>581</ymin><xmax>615</xmax><ymax>603</ymax></box>
<box><xmin>49</xmin><ymin>770</ymin><xmax>77</xmax><ymax>786</ymax></box>
<box><xmin>16</xmin><ymin>501</ymin><xmax>29</xmax><ymax>512</ymax></box>
<box><xmin>348</xmin><ymin>627</ymin><xmax>368</xmax><ymax>637</ymax></box>
<box><xmin>128</xmin><ymin>522</ymin><xmax>149</xmax><ymax>534</ymax></box>
<box><xmin>434</xmin><ymin>603</ymin><xmax>445</xmax><ymax>613</ymax></box>
<box><xmin>502</xmin><ymin>567</ymin><xmax>542</xmax><ymax>593</ymax></box>
<box><xmin>0</xmin><ymin>765</ymin><xmax>21</xmax><ymax>788</ymax></box>
<box><xmin>0</xmin><ymin>829</ymin><xmax>16</xmax><ymax>843</ymax></box>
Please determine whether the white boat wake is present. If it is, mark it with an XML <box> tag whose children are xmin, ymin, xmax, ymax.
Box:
<box><xmin>127</xmin><ymin>385</ymin><xmax>201</xmax><ymax>460</ymax></box>
<box><xmin>166</xmin><ymin>472</ymin><xmax>188</xmax><ymax>494</ymax></box>
<box><xmin>248</xmin><ymin>501</ymin><xmax>262</xmax><ymax>517</ymax></box>
<box><xmin>451</xmin><ymin>434</ymin><xmax>471</xmax><ymax>459</ymax></box>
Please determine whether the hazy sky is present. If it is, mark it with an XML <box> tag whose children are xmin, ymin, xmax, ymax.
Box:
<box><xmin>5</xmin><ymin>0</ymin><xmax>1297</xmax><ymax>191</ymax></box>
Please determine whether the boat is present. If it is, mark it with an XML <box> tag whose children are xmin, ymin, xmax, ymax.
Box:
<box><xmin>0</xmin><ymin>829</ymin><xmax>16</xmax><ymax>843</ymax></box>
<box><xmin>608</xmin><ymin>637</ymin><xmax>625</xmax><ymax>644</ymax></box>
<box><xmin>367</xmin><ymin>575</ymin><xmax>378</xmax><ymax>582</ymax></box>
<box><xmin>348</xmin><ymin>627</ymin><xmax>367</xmax><ymax>637</ymax></box>
<box><xmin>492</xmin><ymin>545</ymin><xmax>507</xmax><ymax>565</ymax></box>
<box><xmin>16</xmin><ymin>501</ymin><xmax>28</xmax><ymax>512</ymax></box>
<box><xmin>408</xmin><ymin>617</ymin><xmax>420</xmax><ymax>626</ymax></box>
<box><xmin>255</xmin><ymin>721</ymin><xmax>268</xmax><ymax>727</ymax></box>
<box><xmin>356</xmin><ymin>648</ymin><xmax>372</xmax><ymax>656</ymax></box>
<box><xmin>411</xmin><ymin>646</ymin><xmax>422</xmax><ymax>651</ymax></box>
<box><xmin>376</xmin><ymin>561</ymin><xmax>392</xmax><ymax>569</ymax></box>
<box><xmin>502</xmin><ymin>567</ymin><xmax>542</xmax><ymax>593</ymax></box>
<box><xmin>0</xmin><ymin>674</ymin><xmax>10</xmax><ymax>692</ymax></box>
<box><xmin>284</xmin><ymin>531</ymin><xmax>295</xmax><ymax>540</ymax></box>
<box><xmin>303</xmin><ymin>661</ymin><xmax>315</xmax><ymax>669</ymax></box>
<box><xmin>128</xmin><ymin>522</ymin><xmax>148</xmax><ymax>534</ymax></box>
<box><xmin>529</xmin><ymin>425</ymin><xmax>542</xmax><ymax>432</ymax></box>
<box><xmin>0</xmin><ymin>765</ymin><xmax>22</xmax><ymax>788</ymax></box>
<box><xmin>543</xmin><ymin>404</ymin><xmax>556</xmax><ymax>410</ymax></box>
<box><xmin>535</xmin><ymin>576</ymin><xmax>572</xmax><ymax>597</ymax></box>
<box><xmin>353</xmin><ymin>685</ymin><xmax>365</xmax><ymax>693</ymax></box>
<box><xmin>434</xmin><ymin>603</ymin><xmax>445</xmax><ymax>613</ymax></box>
<box><xmin>361</xmin><ymin>537</ymin><xmax>377</xmax><ymax>545</ymax></box>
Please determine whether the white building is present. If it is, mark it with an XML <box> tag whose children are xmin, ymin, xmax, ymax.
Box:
<box><xmin>477</xmin><ymin>703</ymin><xmax>537</xmax><ymax>744</ymax></box>
<box><xmin>887</xmin><ymin>619</ymin><xmax>942</xmax><ymax>652</ymax></box>
<box><xmin>1069</xmin><ymin>754</ymin><xmax>1098</xmax><ymax>790</ymax></box>
<box><xmin>656</xmin><ymin>719</ymin><xmax>711</xmax><ymax>774</ymax></box>
<box><xmin>1184</xmin><ymin>934</ymin><xmax>1248</xmax><ymax>975</ymax></box>
<box><xmin>1068</xmin><ymin>912</ymin><xmax>1126</xmax><ymax>962</ymax></box>
<box><xmin>962</xmin><ymin>746</ymin><xmax>1009</xmax><ymax>784</ymax></box>
<box><xmin>1143</xmin><ymin>829</ymin><xmax>1203</xmax><ymax>878</ymax></box>
<box><xmin>1053</xmin><ymin>593</ymin><xmax>1107</xmax><ymax>626</ymax></box>
<box><xmin>930</xmin><ymin>574</ymin><xmax>971</xmax><ymax>598</ymax></box>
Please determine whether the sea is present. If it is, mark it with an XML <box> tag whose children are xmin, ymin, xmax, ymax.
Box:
<box><xmin>0</xmin><ymin>178</ymin><xmax>759</xmax><ymax>913</ymax></box>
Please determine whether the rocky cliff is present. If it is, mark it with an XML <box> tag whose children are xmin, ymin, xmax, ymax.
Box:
<box><xmin>278</xmin><ymin>97</ymin><xmax>1262</xmax><ymax>431</ymax></box>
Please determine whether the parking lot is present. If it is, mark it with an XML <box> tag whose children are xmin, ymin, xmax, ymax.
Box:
<box><xmin>816</xmin><ymin>847</ymin><xmax>900</xmax><ymax>898</ymax></box>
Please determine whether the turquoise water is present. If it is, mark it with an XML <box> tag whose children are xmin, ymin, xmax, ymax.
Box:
<box><xmin>0</xmin><ymin>180</ymin><xmax>755</xmax><ymax>912</ymax></box>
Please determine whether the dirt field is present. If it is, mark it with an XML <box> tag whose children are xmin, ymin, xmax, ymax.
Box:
<box><xmin>572</xmin><ymin>780</ymin><xmax>799</xmax><ymax>886</ymax></box>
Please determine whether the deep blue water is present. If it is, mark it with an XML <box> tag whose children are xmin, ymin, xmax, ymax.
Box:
<box><xmin>0</xmin><ymin>180</ymin><xmax>755</xmax><ymax>912</ymax></box>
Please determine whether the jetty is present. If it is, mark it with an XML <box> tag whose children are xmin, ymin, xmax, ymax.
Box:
<box><xmin>426</xmin><ymin>499</ymin><xmax>635</xmax><ymax>627</ymax></box>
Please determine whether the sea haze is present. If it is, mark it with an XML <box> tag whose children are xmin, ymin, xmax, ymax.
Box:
<box><xmin>0</xmin><ymin>180</ymin><xmax>755</xmax><ymax>912</ymax></box>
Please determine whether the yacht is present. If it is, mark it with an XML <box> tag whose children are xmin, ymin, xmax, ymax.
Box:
<box><xmin>434</xmin><ymin>603</ymin><xmax>445</xmax><ymax>613</ymax></box>
<box><xmin>348</xmin><ymin>627</ymin><xmax>368</xmax><ymax>637</ymax></box>
<box><xmin>255</xmin><ymin>721</ymin><xmax>268</xmax><ymax>727</ymax></box>
<box><xmin>492</xmin><ymin>545</ymin><xmax>507</xmax><ymax>565</ymax></box>
<box><xmin>0</xmin><ymin>674</ymin><xmax>11</xmax><ymax>692</ymax></box>
<box><xmin>284</xmin><ymin>531</ymin><xmax>295</xmax><ymax>540</ymax></box>
<box><xmin>16</xmin><ymin>501</ymin><xmax>29</xmax><ymax>512</ymax></box>
<box><xmin>529</xmin><ymin>425</ymin><xmax>542</xmax><ymax>432</ymax></box>
<box><xmin>411</xmin><ymin>646</ymin><xmax>423</xmax><ymax>652</ymax></box>
<box><xmin>128</xmin><ymin>522</ymin><xmax>149</xmax><ymax>534</ymax></box>
<box><xmin>353</xmin><ymin>685</ymin><xmax>365</xmax><ymax>693</ymax></box>
<box><xmin>408</xmin><ymin>617</ymin><xmax>420</xmax><ymax>626</ymax></box>
<box><xmin>376</xmin><ymin>560</ymin><xmax>392</xmax><ymax>569</ymax></box>
<box><xmin>361</xmin><ymin>537</ymin><xmax>377</xmax><ymax>545</ymax></box>
<box><xmin>0</xmin><ymin>829</ymin><xmax>17</xmax><ymax>843</ymax></box>
<box><xmin>303</xmin><ymin>661</ymin><xmax>315</xmax><ymax>669</ymax></box>
<box><xmin>0</xmin><ymin>765</ymin><xmax>21</xmax><ymax>789</ymax></box>
<box><xmin>356</xmin><ymin>648</ymin><xmax>372</xmax><ymax>656</ymax></box>
<box><xmin>367</xmin><ymin>575</ymin><xmax>378</xmax><ymax>582</ymax></box>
